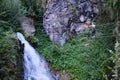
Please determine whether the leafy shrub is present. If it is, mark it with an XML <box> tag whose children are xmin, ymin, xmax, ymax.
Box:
<box><xmin>0</xmin><ymin>0</ymin><xmax>26</xmax><ymax>28</ymax></box>
<box><xmin>20</xmin><ymin>0</ymin><xmax>46</xmax><ymax>17</ymax></box>
<box><xmin>35</xmin><ymin>24</ymin><xmax>115</xmax><ymax>80</ymax></box>
<box><xmin>0</xmin><ymin>29</ymin><xmax>23</xmax><ymax>80</ymax></box>
<box><xmin>101</xmin><ymin>0</ymin><xmax>120</xmax><ymax>22</ymax></box>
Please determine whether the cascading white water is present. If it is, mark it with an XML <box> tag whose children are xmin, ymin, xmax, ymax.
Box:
<box><xmin>16</xmin><ymin>32</ymin><xmax>55</xmax><ymax>80</ymax></box>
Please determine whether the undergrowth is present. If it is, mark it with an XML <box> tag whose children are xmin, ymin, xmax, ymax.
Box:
<box><xmin>35</xmin><ymin>23</ymin><xmax>115</xmax><ymax>80</ymax></box>
<box><xmin>0</xmin><ymin>0</ymin><xmax>118</xmax><ymax>79</ymax></box>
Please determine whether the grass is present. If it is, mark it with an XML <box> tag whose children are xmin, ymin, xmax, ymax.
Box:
<box><xmin>35</xmin><ymin>20</ymin><xmax>115</xmax><ymax>80</ymax></box>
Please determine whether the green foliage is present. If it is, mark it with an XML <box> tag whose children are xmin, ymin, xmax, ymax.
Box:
<box><xmin>0</xmin><ymin>0</ymin><xmax>26</xmax><ymax>29</ymax></box>
<box><xmin>103</xmin><ymin>0</ymin><xmax>120</xmax><ymax>21</ymax></box>
<box><xmin>0</xmin><ymin>0</ymin><xmax>46</xmax><ymax>30</ymax></box>
<box><xmin>0</xmin><ymin>31</ymin><xmax>16</xmax><ymax>54</ymax></box>
<box><xmin>24</xmin><ymin>34</ymin><xmax>40</xmax><ymax>48</ymax></box>
<box><xmin>0</xmin><ymin>0</ymin><xmax>25</xmax><ymax>79</ymax></box>
<box><xmin>35</xmin><ymin>23</ymin><xmax>115</xmax><ymax>80</ymax></box>
<box><xmin>0</xmin><ymin>0</ymin><xmax>118</xmax><ymax>79</ymax></box>
<box><xmin>0</xmin><ymin>28</ymin><xmax>23</xmax><ymax>80</ymax></box>
<box><xmin>113</xmin><ymin>41</ymin><xmax>120</xmax><ymax>79</ymax></box>
<box><xmin>20</xmin><ymin>0</ymin><xmax>46</xmax><ymax>17</ymax></box>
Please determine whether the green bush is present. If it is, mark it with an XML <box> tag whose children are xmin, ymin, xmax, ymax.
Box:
<box><xmin>0</xmin><ymin>0</ymin><xmax>26</xmax><ymax>28</ymax></box>
<box><xmin>102</xmin><ymin>0</ymin><xmax>120</xmax><ymax>22</ymax></box>
<box><xmin>0</xmin><ymin>29</ymin><xmax>23</xmax><ymax>80</ymax></box>
<box><xmin>20</xmin><ymin>0</ymin><xmax>46</xmax><ymax>17</ymax></box>
<box><xmin>35</xmin><ymin>24</ymin><xmax>115</xmax><ymax>80</ymax></box>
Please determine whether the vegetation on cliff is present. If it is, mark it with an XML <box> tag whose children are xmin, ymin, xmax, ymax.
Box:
<box><xmin>0</xmin><ymin>28</ymin><xmax>23</xmax><ymax>79</ymax></box>
<box><xmin>36</xmin><ymin>23</ymin><xmax>115</xmax><ymax>80</ymax></box>
<box><xmin>0</xmin><ymin>0</ymin><xmax>119</xmax><ymax>80</ymax></box>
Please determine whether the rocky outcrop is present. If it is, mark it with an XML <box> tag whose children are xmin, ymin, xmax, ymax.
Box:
<box><xmin>21</xmin><ymin>17</ymin><xmax>36</xmax><ymax>35</ymax></box>
<box><xmin>54</xmin><ymin>70</ymin><xmax>71</xmax><ymax>80</ymax></box>
<box><xmin>43</xmin><ymin>0</ymin><xmax>105</xmax><ymax>45</ymax></box>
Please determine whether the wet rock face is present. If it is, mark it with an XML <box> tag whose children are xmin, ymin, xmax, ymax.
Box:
<box><xmin>43</xmin><ymin>0</ymin><xmax>105</xmax><ymax>45</ymax></box>
<box><xmin>21</xmin><ymin>17</ymin><xmax>36</xmax><ymax>35</ymax></box>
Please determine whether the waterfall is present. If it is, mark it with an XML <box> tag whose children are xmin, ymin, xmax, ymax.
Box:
<box><xmin>16</xmin><ymin>32</ymin><xmax>55</xmax><ymax>80</ymax></box>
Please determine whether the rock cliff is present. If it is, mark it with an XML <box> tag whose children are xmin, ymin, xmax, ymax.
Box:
<box><xmin>43</xmin><ymin>0</ymin><xmax>105</xmax><ymax>45</ymax></box>
<box><xmin>21</xmin><ymin>16</ymin><xmax>36</xmax><ymax>35</ymax></box>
